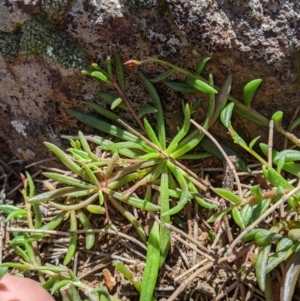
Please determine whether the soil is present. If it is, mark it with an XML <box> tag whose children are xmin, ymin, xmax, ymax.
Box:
<box><xmin>1</xmin><ymin>136</ymin><xmax>300</xmax><ymax>301</ymax></box>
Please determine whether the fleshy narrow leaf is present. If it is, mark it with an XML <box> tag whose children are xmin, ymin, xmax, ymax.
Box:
<box><xmin>165</xmin><ymin>81</ymin><xmax>198</xmax><ymax>92</ymax></box>
<box><xmin>138</xmin><ymin>105</ymin><xmax>158</xmax><ymax>118</ymax></box>
<box><xmin>255</xmin><ymin>230</ymin><xmax>281</xmax><ymax>246</ymax></box>
<box><xmin>200</xmin><ymin>137</ymin><xmax>250</xmax><ymax>172</ymax></box>
<box><xmin>290</xmin><ymin>117</ymin><xmax>300</xmax><ymax>131</ymax></box>
<box><xmin>249</xmin><ymin>136</ymin><xmax>260</xmax><ymax>149</ymax></box>
<box><xmin>250</xmin><ymin>185</ymin><xmax>263</xmax><ymax>199</ymax></box>
<box><xmin>186</xmin><ymin>76</ymin><xmax>218</xmax><ymax>94</ymax></box>
<box><xmin>272</xmin><ymin>111</ymin><xmax>283</xmax><ymax>130</ymax></box>
<box><xmin>143</xmin><ymin>118</ymin><xmax>161</xmax><ymax>147</ymax></box>
<box><xmin>240</xmin><ymin>204</ymin><xmax>252</xmax><ymax>227</ymax></box>
<box><xmin>44</xmin><ymin>142</ymin><xmax>84</xmax><ymax>177</ymax></box>
<box><xmin>140</xmin><ymin>221</ymin><xmax>160</xmax><ymax>301</ymax></box>
<box><xmin>68</xmin><ymin>110</ymin><xmax>152</xmax><ymax>152</ymax></box>
<box><xmin>214</xmin><ymin>188</ymin><xmax>242</xmax><ymax>205</ymax></box>
<box><xmin>260</xmin><ymin>143</ymin><xmax>300</xmax><ymax>177</ymax></box>
<box><xmin>138</xmin><ymin>71</ymin><xmax>166</xmax><ymax>149</ymax></box>
<box><xmin>0</xmin><ymin>267</ymin><xmax>7</xmax><ymax>279</ymax></box>
<box><xmin>91</xmin><ymin>71</ymin><xmax>112</xmax><ymax>84</ymax></box>
<box><xmin>151</xmin><ymin>69</ymin><xmax>174</xmax><ymax>82</ymax></box>
<box><xmin>207</xmin><ymin>206</ymin><xmax>234</xmax><ymax>223</ymax></box>
<box><xmin>28</xmin><ymin>187</ymin><xmax>79</xmax><ymax>204</ymax></box>
<box><xmin>78</xmin><ymin>131</ymin><xmax>98</xmax><ymax>161</ymax></box>
<box><xmin>106</xmin><ymin>56</ymin><xmax>112</xmax><ymax>77</ymax></box>
<box><xmin>195</xmin><ymin>57</ymin><xmax>210</xmax><ymax>75</ymax></box>
<box><xmin>98</xmin><ymin>92</ymin><xmax>128</xmax><ymax>109</ymax></box>
<box><xmin>111</xmin><ymin>97</ymin><xmax>123</xmax><ymax>110</ymax></box>
<box><xmin>232</xmin><ymin>207</ymin><xmax>246</xmax><ymax>230</ymax></box>
<box><xmin>243</xmin><ymin>79</ymin><xmax>262</xmax><ymax>107</ymax></box>
<box><xmin>266</xmin><ymin>245</ymin><xmax>294</xmax><ymax>274</ymax></box>
<box><xmin>281</xmin><ymin>253</ymin><xmax>300</xmax><ymax>301</ymax></box>
<box><xmin>220</xmin><ymin>102</ymin><xmax>235</xmax><ymax>128</ymax></box>
<box><xmin>210</xmin><ymin>74</ymin><xmax>232</xmax><ymax>125</ymax></box>
<box><xmin>256</xmin><ymin>245</ymin><xmax>271</xmax><ymax>292</ymax></box>
<box><xmin>274</xmin><ymin>149</ymin><xmax>300</xmax><ymax>163</ymax></box>
<box><xmin>43</xmin><ymin>173</ymin><xmax>96</xmax><ymax>189</ymax></box>
<box><xmin>77</xmin><ymin>209</ymin><xmax>95</xmax><ymax>250</ymax></box>
<box><xmin>249</xmin><ymin>198</ymin><xmax>271</xmax><ymax>224</ymax></box>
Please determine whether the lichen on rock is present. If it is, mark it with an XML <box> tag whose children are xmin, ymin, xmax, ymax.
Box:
<box><xmin>41</xmin><ymin>0</ymin><xmax>76</xmax><ymax>20</ymax></box>
<box><xmin>20</xmin><ymin>15</ymin><xmax>87</xmax><ymax>68</ymax></box>
<box><xmin>0</xmin><ymin>30</ymin><xmax>22</xmax><ymax>61</ymax></box>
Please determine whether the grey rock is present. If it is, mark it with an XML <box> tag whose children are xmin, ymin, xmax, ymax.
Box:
<box><xmin>0</xmin><ymin>0</ymin><xmax>300</xmax><ymax>162</ymax></box>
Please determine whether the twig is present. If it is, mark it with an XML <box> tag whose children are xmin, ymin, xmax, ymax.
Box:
<box><xmin>8</xmin><ymin>228</ymin><xmax>147</xmax><ymax>250</ymax></box>
<box><xmin>0</xmin><ymin>217</ymin><xmax>4</xmax><ymax>263</ymax></box>
<box><xmin>164</xmin><ymin>222</ymin><xmax>212</xmax><ymax>255</ymax></box>
<box><xmin>214</xmin><ymin>280</ymin><xmax>239</xmax><ymax>301</ymax></box>
<box><xmin>174</xmin><ymin>240</ymin><xmax>190</xmax><ymax>269</ymax></box>
<box><xmin>190</xmin><ymin>119</ymin><xmax>243</xmax><ymax>199</ymax></box>
<box><xmin>226</xmin><ymin>181</ymin><xmax>300</xmax><ymax>255</ymax></box>
<box><xmin>6</xmin><ymin>170</ymin><xmax>42</xmax><ymax>196</ymax></box>
<box><xmin>174</xmin><ymin>258</ymin><xmax>208</xmax><ymax>282</ymax></box>
<box><xmin>117</xmin><ymin>119</ymin><xmax>209</xmax><ymax>192</ymax></box>
<box><xmin>268</xmin><ymin>120</ymin><xmax>274</xmax><ymax>168</ymax></box>
<box><xmin>172</xmin><ymin>233</ymin><xmax>214</xmax><ymax>262</ymax></box>
<box><xmin>166</xmin><ymin>256</ymin><xmax>228</xmax><ymax>301</ymax></box>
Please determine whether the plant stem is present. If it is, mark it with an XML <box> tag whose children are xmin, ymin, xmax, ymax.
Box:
<box><xmin>226</xmin><ymin>181</ymin><xmax>300</xmax><ymax>256</ymax></box>
<box><xmin>138</xmin><ymin>58</ymin><xmax>300</xmax><ymax>147</ymax></box>
<box><xmin>190</xmin><ymin>119</ymin><xmax>243</xmax><ymax>199</ymax></box>
<box><xmin>117</xmin><ymin>119</ymin><xmax>208</xmax><ymax>191</ymax></box>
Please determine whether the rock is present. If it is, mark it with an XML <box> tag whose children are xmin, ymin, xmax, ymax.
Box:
<box><xmin>0</xmin><ymin>0</ymin><xmax>300</xmax><ymax>162</ymax></box>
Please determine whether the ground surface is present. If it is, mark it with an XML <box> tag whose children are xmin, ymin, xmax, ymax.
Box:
<box><xmin>1</xmin><ymin>135</ymin><xmax>300</xmax><ymax>301</ymax></box>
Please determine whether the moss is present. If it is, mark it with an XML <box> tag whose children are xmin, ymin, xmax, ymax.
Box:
<box><xmin>121</xmin><ymin>0</ymin><xmax>172</xmax><ymax>18</ymax></box>
<box><xmin>20</xmin><ymin>15</ymin><xmax>87</xmax><ymax>68</ymax></box>
<box><xmin>0</xmin><ymin>30</ymin><xmax>22</xmax><ymax>61</ymax></box>
<box><xmin>41</xmin><ymin>0</ymin><xmax>76</xmax><ymax>20</ymax></box>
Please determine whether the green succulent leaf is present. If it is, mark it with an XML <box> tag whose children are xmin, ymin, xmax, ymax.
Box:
<box><xmin>207</xmin><ymin>206</ymin><xmax>234</xmax><ymax>223</ymax></box>
<box><xmin>165</xmin><ymin>81</ymin><xmax>198</xmax><ymax>92</ymax></box>
<box><xmin>106</xmin><ymin>56</ymin><xmax>112</xmax><ymax>77</ymax></box>
<box><xmin>281</xmin><ymin>253</ymin><xmax>300</xmax><ymax>301</ymax></box>
<box><xmin>220</xmin><ymin>102</ymin><xmax>235</xmax><ymax>128</ymax></box>
<box><xmin>260</xmin><ymin>143</ymin><xmax>300</xmax><ymax>177</ymax></box>
<box><xmin>186</xmin><ymin>76</ymin><xmax>218</xmax><ymax>94</ymax></box>
<box><xmin>249</xmin><ymin>198</ymin><xmax>271</xmax><ymax>224</ymax></box>
<box><xmin>290</xmin><ymin>117</ymin><xmax>300</xmax><ymax>131</ymax></box>
<box><xmin>43</xmin><ymin>173</ymin><xmax>96</xmax><ymax>189</ymax></box>
<box><xmin>195</xmin><ymin>57</ymin><xmax>210</xmax><ymax>75</ymax></box>
<box><xmin>214</xmin><ymin>188</ymin><xmax>242</xmax><ymax>205</ymax></box>
<box><xmin>276</xmin><ymin>237</ymin><xmax>294</xmax><ymax>253</ymax></box>
<box><xmin>44</xmin><ymin>142</ymin><xmax>85</xmax><ymax>178</ymax></box>
<box><xmin>256</xmin><ymin>245</ymin><xmax>271</xmax><ymax>292</ymax></box>
<box><xmin>211</xmin><ymin>74</ymin><xmax>232</xmax><ymax>125</ymax></box>
<box><xmin>255</xmin><ymin>230</ymin><xmax>282</xmax><ymax>246</ymax></box>
<box><xmin>243</xmin><ymin>79</ymin><xmax>262</xmax><ymax>107</ymax></box>
<box><xmin>274</xmin><ymin>149</ymin><xmax>300</xmax><ymax>163</ymax></box>
<box><xmin>249</xmin><ymin>136</ymin><xmax>260</xmax><ymax>149</ymax></box>
<box><xmin>110</xmin><ymin>97</ymin><xmax>123</xmax><ymax>110</ymax></box>
<box><xmin>271</xmin><ymin>111</ymin><xmax>283</xmax><ymax>129</ymax></box>
<box><xmin>232</xmin><ymin>207</ymin><xmax>246</xmax><ymax>230</ymax></box>
<box><xmin>91</xmin><ymin>71</ymin><xmax>112</xmax><ymax>84</ymax></box>
<box><xmin>151</xmin><ymin>69</ymin><xmax>174</xmax><ymax>82</ymax></box>
<box><xmin>98</xmin><ymin>92</ymin><xmax>128</xmax><ymax>109</ymax></box>
<box><xmin>138</xmin><ymin>105</ymin><xmax>158</xmax><ymax>118</ymax></box>
<box><xmin>240</xmin><ymin>204</ymin><xmax>252</xmax><ymax>227</ymax></box>
<box><xmin>28</xmin><ymin>187</ymin><xmax>80</xmax><ymax>204</ymax></box>
<box><xmin>250</xmin><ymin>185</ymin><xmax>263</xmax><ymax>199</ymax></box>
